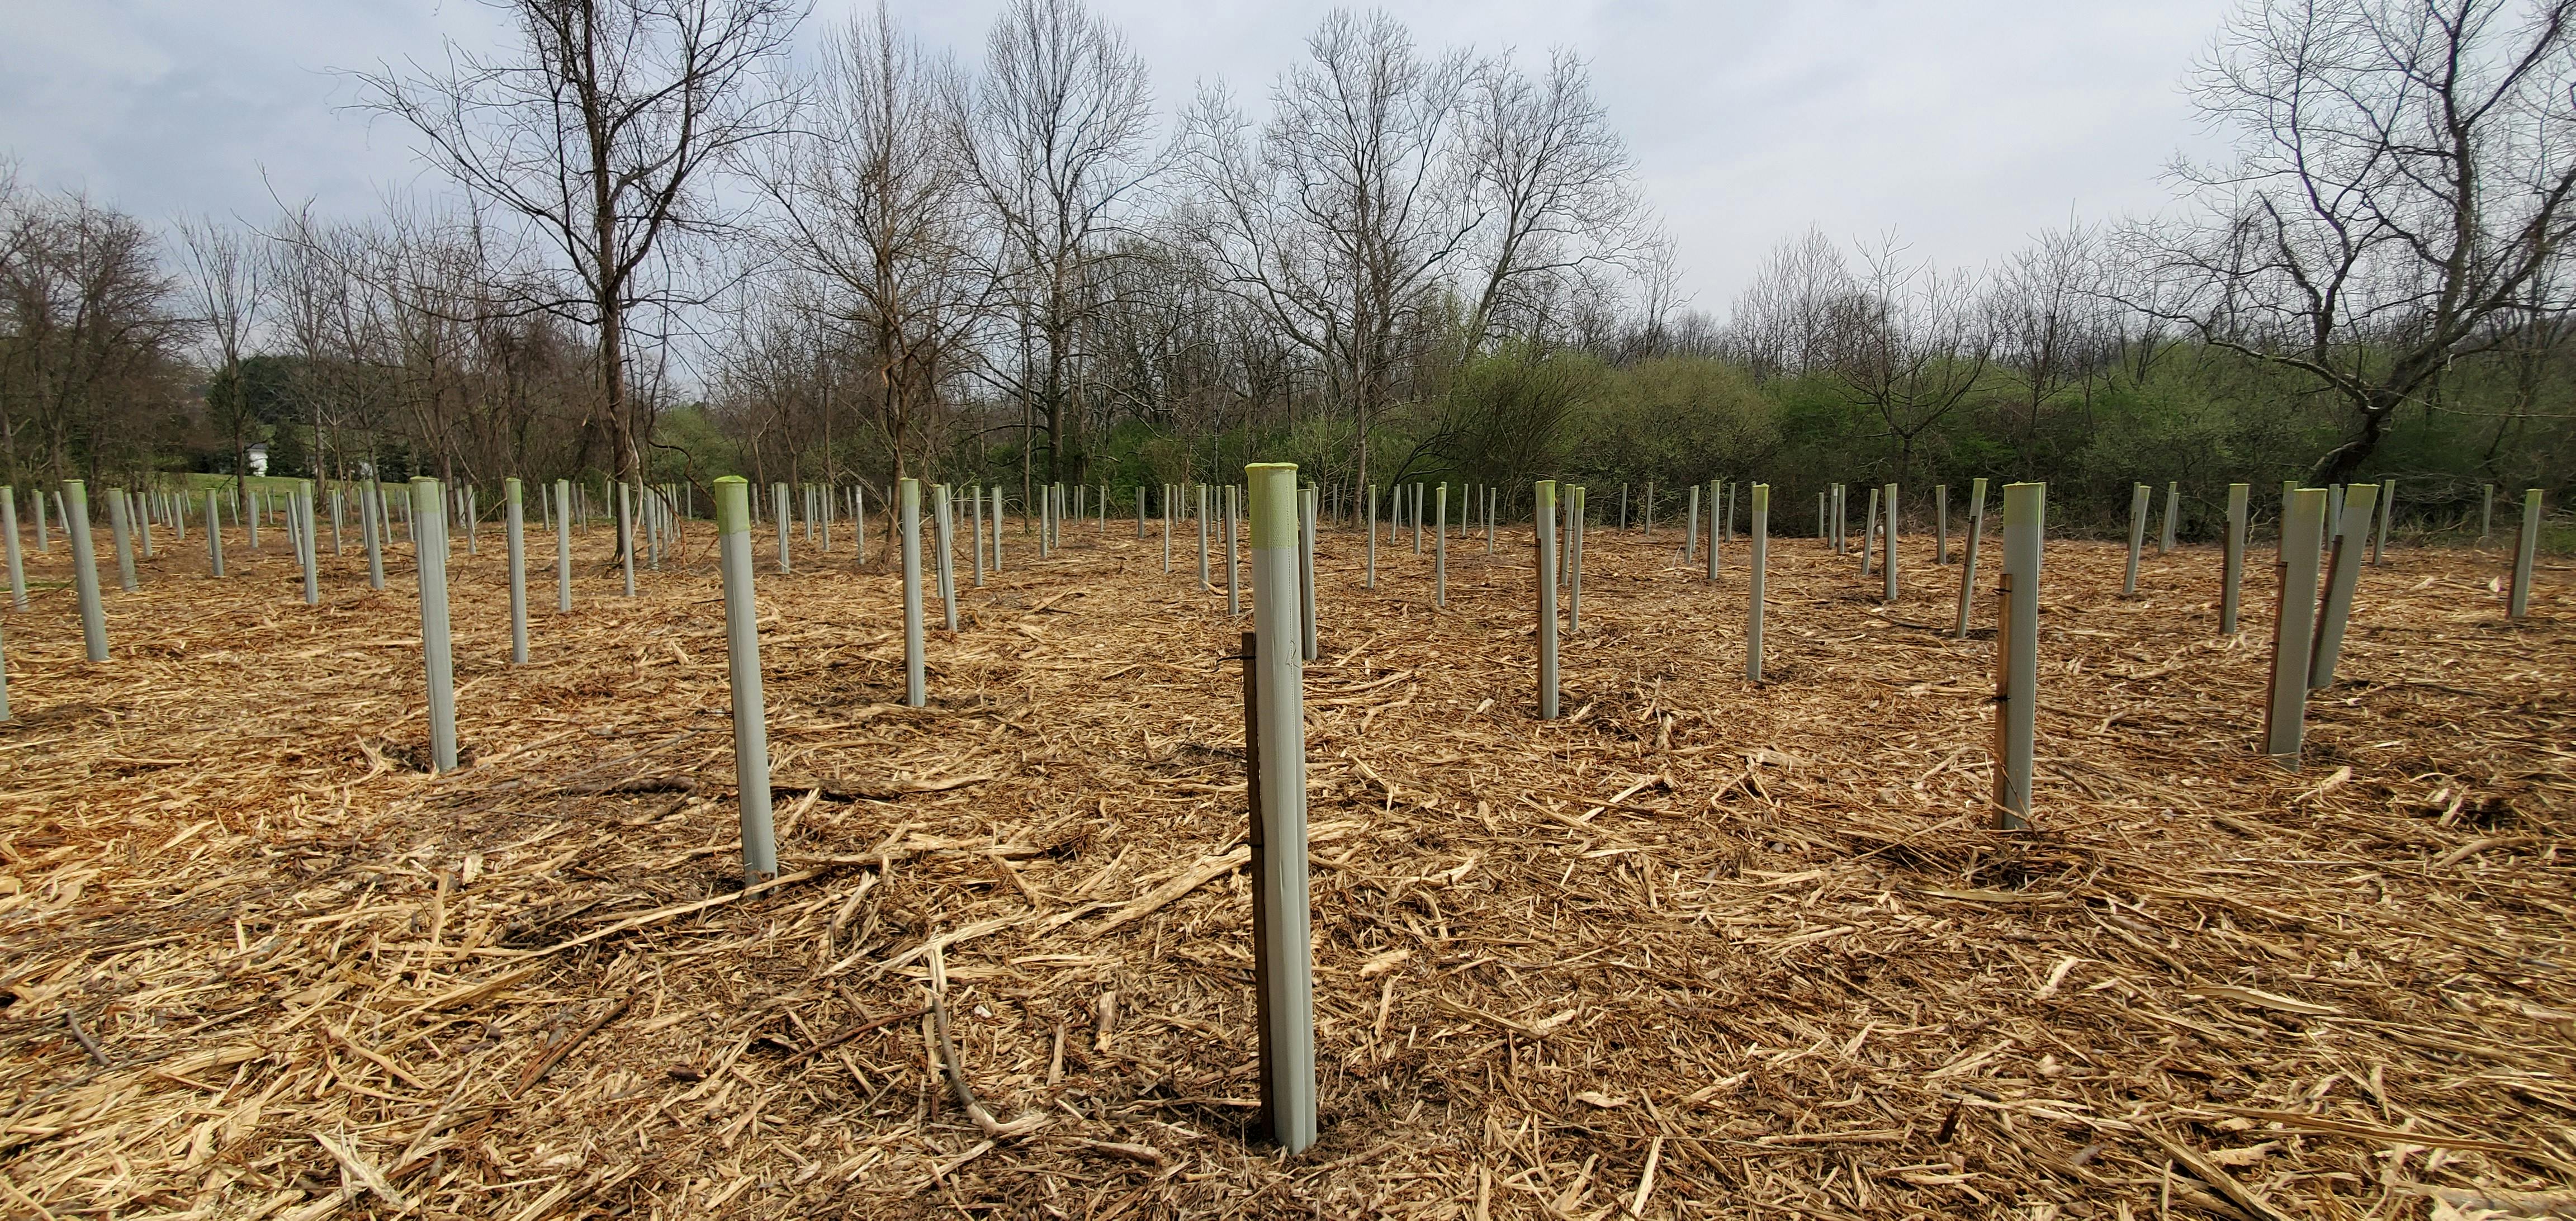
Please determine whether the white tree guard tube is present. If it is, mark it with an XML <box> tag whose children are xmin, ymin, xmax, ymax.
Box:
<box><xmin>2</xmin><ymin>490</ymin><xmax>23</xmax><ymax>609</ymax></box>
<box><xmin>505</xmin><ymin>479</ymin><xmax>529</xmax><ymax>662</ymax></box>
<box><xmin>1434</xmin><ymin>483</ymin><xmax>1448</xmax><ymax>609</ymax></box>
<box><xmin>206</xmin><ymin>489</ymin><xmax>226</xmax><ymax>579</ymax></box>
<box><xmin>1536</xmin><ymin>480</ymin><xmax>1559</xmax><ymax>720</ymax></box>
<box><xmin>2373</xmin><ymin>478</ymin><xmax>2394</xmax><ymax>565</ymax></box>
<box><xmin>1568</xmin><ymin>486</ymin><xmax>1584</xmax><ymax>630</ymax></box>
<box><xmin>2161</xmin><ymin>482</ymin><xmax>2180</xmax><ymax>555</ymax></box>
<box><xmin>1954</xmin><ymin>477</ymin><xmax>1987</xmax><ymax>638</ymax></box>
<box><xmin>64</xmin><ymin>482</ymin><xmax>107</xmax><ymax>661</ymax></box>
<box><xmin>1880</xmin><ymin>483</ymin><xmax>1897</xmax><ymax>602</ymax></box>
<box><xmin>106</xmin><ymin>489</ymin><xmax>136</xmax><ymax>592</ymax></box>
<box><xmin>363</xmin><ymin>484</ymin><xmax>386</xmax><ymax>590</ymax></box>
<box><xmin>1748</xmin><ymin>484</ymin><xmax>1769</xmax><ymax>682</ymax></box>
<box><xmin>1365</xmin><ymin>485</ymin><xmax>1377</xmax><ymax>589</ymax></box>
<box><xmin>1244</xmin><ymin>462</ymin><xmax>1315</xmax><ymax>1153</ymax></box>
<box><xmin>713</xmin><ymin>477</ymin><xmax>778</xmax><ymax>886</ymax></box>
<box><xmin>1228</xmin><ymin>484</ymin><xmax>1242</xmax><ymax>617</ymax></box>
<box><xmin>2220</xmin><ymin>482</ymin><xmax>2248</xmax><ymax>635</ymax></box>
<box><xmin>934</xmin><ymin>484</ymin><xmax>958</xmax><ymax>632</ymax></box>
<box><xmin>1992</xmin><ymin>482</ymin><xmax>2045</xmax><ymax>827</ymax></box>
<box><xmin>1706</xmin><ymin>481</ymin><xmax>1720</xmax><ymax>581</ymax></box>
<box><xmin>773</xmin><ymin>482</ymin><xmax>792</xmax><ymax>574</ymax></box>
<box><xmin>902</xmin><ymin>479</ymin><xmax>926</xmax><ymax>707</ymax></box>
<box><xmin>554</xmin><ymin>480</ymin><xmax>573</xmax><ymax>612</ymax></box>
<box><xmin>1684</xmin><ymin>485</ymin><xmax>1699</xmax><ymax>564</ymax></box>
<box><xmin>411</xmin><ymin>478</ymin><xmax>458</xmax><ymax>772</ymax></box>
<box><xmin>2266</xmin><ymin>489</ymin><xmax>2328</xmax><ymax>764</ymax></box>
<box><xmin>298</xmin><ymin>488</ymin><xmax>319</xmax><ymax>605</ymax></box>
<box><xmin>619</xmin><ymin>482</ymin><xmax>637</xmax><ymax>597</ymax></box>
<box><xmin>1299</xmin><ymin>486</ymin><xmax>1319</xmax><ymax>662</ymax></box>
<box><xmin>2309</xmin><ymin>481</ymin><xmax>2378</xmax><ymax>690</ymax></box>
<box><xmin>2508</xmin><ymin>489</ymin><xmax>2542</xmax><ymax>618</ymax></box>
<box><xmin>2123</xmin><ymin>482</ymin><xmax>2151</xmax><ymax>595</ymax></box>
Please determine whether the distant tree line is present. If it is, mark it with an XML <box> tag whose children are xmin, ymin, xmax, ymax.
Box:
<box><xmin>1</xmin><ymin>0</ymin><xmax>2567</xmax><ymax>539</ymax></box>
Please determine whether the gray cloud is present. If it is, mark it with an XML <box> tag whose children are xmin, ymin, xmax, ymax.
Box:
<box><xmin>0</xmin><ymin>0</ymin><xmax>2239</xmax><ymax>309</ymax></box>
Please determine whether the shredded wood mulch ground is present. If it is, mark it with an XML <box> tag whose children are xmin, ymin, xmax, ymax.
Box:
<box><xmin>0</xmin><ymin>505</ymin><xmax>2569</xmax><ymax>1220</ymax></box>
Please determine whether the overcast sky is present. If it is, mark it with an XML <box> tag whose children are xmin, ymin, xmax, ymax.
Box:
<box><xmin>0</xmin><ymin>0</ymin><xmax>2239</xmax><ymax>314</ymax></box>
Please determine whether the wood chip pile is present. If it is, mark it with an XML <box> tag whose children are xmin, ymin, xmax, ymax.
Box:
<box><xmin>0</xmin><ymin>509</ymin><xmax>2568</xmax><ymax>1219</ymax></box>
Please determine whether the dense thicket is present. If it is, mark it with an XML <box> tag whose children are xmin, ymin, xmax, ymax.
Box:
<box><xmin>1</xmin><ymin>0</ymin><xmax>2568</xmax><ymax>537</ymax></box>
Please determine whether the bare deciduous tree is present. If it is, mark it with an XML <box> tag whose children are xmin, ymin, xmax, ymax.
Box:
<box><xmin>958</xmin><ymin>0</ymin><xmax>1156</xmax><ymax>498</ymax></box>
<box><xmin>760</xmin><ymin>3</ymin><xmax>981</xmax><ymax>481</ymax></box>
<box><xmin>1180</xmin><ymin>8</ymin><xmax>1479</xmax><ymax>494</ymax></box>
<box><xmin>2126</xmin><ymin>0</ymin><xmax>2576</xmax><ymax>481</ymax></box>
<box><xmin>354</xmin><ymin>0</ymin><xmax>803</xmax><ymax>484</ymax></box>
<box><xmin>1460</xmin><ymin>47</ymin><xmax>1652</xmax><ymax>349</ymax></box>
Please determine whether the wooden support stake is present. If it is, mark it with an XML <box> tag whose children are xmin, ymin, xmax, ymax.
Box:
<box><xmin>2265</xmin><ymin>489</ymin><xmax>2328</xmax><ymax>765</ymax></box>
<box><xmin>1992</xmin><ymin>481</ymin><xmax>2045</xmax><ymax>827</ymax></box>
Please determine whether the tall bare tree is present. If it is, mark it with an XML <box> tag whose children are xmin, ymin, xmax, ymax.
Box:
<box><xmin>760</xmin><ymin>4</ymin><xmax>981</xmax><ymax>481</ymax></box>
<box><xmin>958</xmin><ymin>0</ymin><xmax>1155</xmax><ymax>496</ymax></box>
<box><xmin>2127</xmin><ymin>0</ymin><xmax>2576</xmax><ymax>482</ymax></box>
<box><xmin>1180</xmin><ymin>9</ymin><xmax>1479</xmax><ymax>494</ymax></box>
<box><xmin>354</xmin><ymin>0</ymin><xmax>803</xmax><ymax>484</ymax></box>
<box><xmin>1829</xmin><ymin>236</ymin><xmax>1993</xmax><ymax>490</ymax></box>
<box><xmin>1460</xmin><ymin>48</ymin><xmax>1651</xmax><ymax>349</ymax></box>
